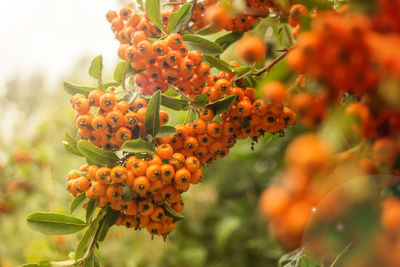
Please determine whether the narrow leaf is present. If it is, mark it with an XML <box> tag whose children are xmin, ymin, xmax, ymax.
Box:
<box><xmin>26</xmin><ymin>212</ymin><xmax>87</xmax><ymax>235</ymax></box>
<box><xmin>144</xmin><ymin>90</ymin><xmax>161</xmax><ymax>136</ymax></box>
<box><xmin>156</xmin><ymin>126</ymin><xmax>177</xmax><ymax>138</ymax></box>
<box><xmin>234</xmin><ymin>66</ymin><xmax>254</xmax><ymax>79</ymax></box>
<box><xmin>70</xmin><ymin>193</ymin><xmax>88</xmax><ymax>214</ymax></box>
<box><xmin>161</xmin><ymin>94</ymin><xmax>189</xmax><ymax>110</ymax></box>
<box><xmin>75</xmin><ymin>213</ymin><xmax>105</xmax><ymax>261</ymax></box>
<box><xmin>182</xmin><ymin>34</ymin><xmax>223</xmax><ymax>55</ymax></box>
<box><xmin>105</xmin><ymin>207</ymin><xmax>121</xmax><ymax>227</ymax></box>
<box><xmin>196</xmin><ymin>24</ymin><xmax>220</xmax><ymax>35</ymax></box>
<box><xmin>98</xmin><ymin>208</ymin><xmax>120</xmax><ymax>242</ymax></box>
<box><xmin>120</xmin><ymin>139</ymin><xmax>155</xmax><ymax>154</ymax></box>
<box><xmin>203</xmin><ymin>55</ymin><xmax>233</xmax><ymax>73</ymax></box>
<box><xmin>145</xmin><ymin>0</ymin><xmax>163</xmax><ymax>31</ymax></box>
<box><xmin>85</xmin><ymin>199</ymin><xmax>97</xmax><ymax>223</ymax></box>
<box><xmin>167</xmin><ymin>3</ymin><xmax>193</xmax><ymax>34</ymax></box>
<box><xmin>88</xmin><ymin>55</ymin><xmax>103</xmax><ymax>80</ymax></box>
<box><xmin>63</xmin><ymin>81</ymin><xmax>98</xmax><ymax>97</ymax></box>
<box><xmin>64</xmin><ymin>132</ymin><xmax>83</xmax><ymax>157</ymax></box>
<box><xmin>121</xmin><ymin>186</ymin><xmax>133</xmax><ymax>201</ymax></box>
<box><xmin>163</xmin><ymin>204</ymin><xmax>184</xmax><ymax>221</ymax></box>
<box><xmin>205</xmin><ymin>95</ymin><xmax>236</xmax><ymax>115</ymax></box>
<box><xmin>77</xmin><ymin>140</ymin><xmax>119</xmax><ymax>168</ymax></box>
<box><xmin>113</xmin><ymin>61</ymin><xmax>129</xmax><ymax>83</ymax></box>
<box><xmin>193</xmin><ymin>94</ymin><xmax>209</xmax><ymax>107</ymax></box>
<box><xmin>215</xmin><ymin>32</ymin><xmax>243</xmax><ymax>50</ymax></box>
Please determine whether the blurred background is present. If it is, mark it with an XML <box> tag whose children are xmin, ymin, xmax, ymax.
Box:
<box><xmin>2</xmin><ymin>1</ymin><xmax>399</xmax><ymax>266</ymax></box>
<box><xmin>0</xmin><ymin>1</ymin><xmax>289</xmax><ymax>266</ymax></box>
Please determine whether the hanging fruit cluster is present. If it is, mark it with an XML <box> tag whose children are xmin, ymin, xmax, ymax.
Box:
<box><xmin>61</xmin><ymin>2</ymin><xmax>297</xmax><ymax>243</ymax></box>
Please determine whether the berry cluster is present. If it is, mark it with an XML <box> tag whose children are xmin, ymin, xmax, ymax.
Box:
<box><xmin>204</xmin><ymin>1</ymin><xmax>269</xmax><ymax>32</ymax></box>
<box><xmin>71</xmin><ymin>91</ymin><xmax>168</xmax><ymax>150</ymax></box>
<box><xmin>107</xmin><ymin>7</ymin><xmax>211</xmax><ymax>97</ymax></box>
<box><xmin>65</xmin><ymin>5</ymin><xmax>297</xmax><ymax>239</ymax></box>
<box><xmin>66</xmin><ymin>143</ymin><xmax>202</xmax><ymax>236</ymax></box>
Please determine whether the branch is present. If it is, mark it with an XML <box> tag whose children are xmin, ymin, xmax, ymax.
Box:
<box><xmin>77</xmin><ymin>214</ymin><xmax>106</xmax><ymax>266</ymax></box>
<box><xmin>251</xmin><ymin>49</ymin><xmax>289</xmax><ymax>76</ymax></box>
<box><xmin>170</xmin><ymin>85</ymin><xmax>200</xmax><ymax>116</ymax></box>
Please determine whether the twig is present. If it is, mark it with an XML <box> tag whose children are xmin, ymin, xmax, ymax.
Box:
<box><xmin>251</xmin><ymin>50</ymin><xmax>290</xmax><ymax>76</ymax></box>
<box><xmin>77</xmin><ymin>215</ymin><xmax>106</xmax><ymax>266</ymax></box>
<box><xmin>170</xmin><ymin>85</ymin><xmax>200</xmax><ymax>116</ymax></box>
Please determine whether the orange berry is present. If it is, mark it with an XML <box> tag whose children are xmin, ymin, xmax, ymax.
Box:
<box><xmin>161</xmin><ymin>164</ymin><xmax>175</xmax><ymax>184</ymax></box>
<box><xmin>289</xmin><ymin>4</ymin><xmax>308</xmax><ymax>27</ymax></box>
<box><xmin>111</xmin><ymin>166</ymin><xmax>128</xmax><ymax>183</ymax></box>
<box><xmin>99</xmin><ymin>94</ymin><xmax>116</xmax><ymax>111</ymax></box>
<box><xmin>138</xmin><ymin>200</ymin><xmax>154</xmax><ymax>216</ymax></box>
<box><xmin>156</xmin><ymin>144</ymin><xmax>174</xmax><ymax>160</ymax></box>
<box><xmin>263</xmin><ymin>81</ymin><xmax>286</xmax><ymax>106</ymax></box>
<box><xmin>185</xmin><ymin>156</ymin><xmax>201</xmax><ymax>172</ymax></box>
<box><xmin>146</xmin><ymin>164</ymin><xmax>162</xmax><ymax>182</ymax></box>
<box><xmin>174</xmin><ymin>168</ymin><xmax>191</xmax><ymax>185</ymax></box>
<box><xmin>166</xmin><ymin>33</ymin><xmax>183</xmax><ymax>50</ymax></box>
<box><xmin>133</xmin><ymin>176</ymin><xmax>150</xmax><ymax>195</ymax></box>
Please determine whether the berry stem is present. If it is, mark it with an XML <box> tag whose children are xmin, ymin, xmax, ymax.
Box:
<box><xmin>252</xmin><ymin>49</ymin><xmax>290</xmax><ymax>76</ymax></box>
<box><xmin>77</xmin><ymin>213</ymin><xmax>106</xmax><ymax>266</ymax></box>
<box><xmin>170</xmin><ymin>85</ymin><xmax>200</xmax><ymax>116</ymax></box>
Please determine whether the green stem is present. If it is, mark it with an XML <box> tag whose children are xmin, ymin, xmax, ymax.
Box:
<box><xmin>77</xmin><ymin>214</ymin><xmax>106</xmax><ymax>266</ymax></box>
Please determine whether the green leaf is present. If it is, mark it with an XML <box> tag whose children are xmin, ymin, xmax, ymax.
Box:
<box><xmin>70</xmin><ymin>193</ymin><xmax>88</xmax><ymax>214</ymax></box>
<box><xmin>156</xmin><ymin>125</ymin><xmax>177</xmax><ymax>138</ymax></box>
<box><xmin>64</xmin><ymin>132</ymin><xmax>83</xmax><ymax>157</ymax></box>
<box><xmin>234</xmin><ymin>66</ymin><xmax>254</xmax><ymax>80</ymax></box>
<box><xmin>88</xmin><ymin>55</ymin><xmax>103</xmax><ymax>81</ymax></box>
<box><xmin>82</xmin><ymin>251</ymin><xmax>100</xmax><ymax>267</ymax></box>
<box><xmin>278</xmin><ymin>248</ymin><xmax>303</xmax><ymax>267</ymax></box>
<box><xmin>163</xmin><ymin>204</ymin><xmax>184</xmax><ymax>221</ymax></box>
<box><xmin>193</xmin><ymin>94</ymin><xmax>209</xmax><ymax>107</ymax></box>
<box><xmin>196</xmin><ymin>24</ymin><xmax>220</xmax><ymax>35</ymax></box>
<box><xmin>114</xmin><ymin>61</ymin><xmax>129</xmax><ymax>83</ymax></box>
<box><xmin>63</xmin><ymin>81</ymin><xmax>98</xmax><ymax>97</ymax></box>
<box><xmin>105</xmin><ymin>207</ymin><xmax>121</xmax><ymax>227</ymax></box>
<box><xmin>203</xmin><ymin>55</ymin><xmax>233</xmax><ymax>73</ymax></box>
<box><xmin>98</xmin><ymin>208</ymin><xmax>121</xmax><ymax>242</ymax></box>
<box><xmin>161</xmin><ymin>94</ymin><xmax>189</xmax><ymax>110</ymax></box>
<box><xmin>167</xmin><ymin>3</ymin><xmax>193</xmax><ymax>34</ymax></box>
<box><xmin>145</xmin><ymin>90</ymin><xmax>161</xmax><ymax>136</ymax></box>
<box><xmin>77</xmin><ymin>140</ymin><xmax>119</xmax><ymax>167</ymax></box>
<box><xmin>145</xmin><ymin>0</ymin><xmax>163</xmax><ymax>31</ymax></box>
<box><xmin>182</xmin><ymin>34</ymin><xmax>223</xmax><ymax>55</ymax></box>
<box><xmin>215</xmin><ymin>32</ymin><xmax>243</xmax><ymax>50</ymax></box>
<box><xmin>120</xmin><ymin>138</ymin><xmax>155</xmax><ymax>154</ymax></box>
<box><xmin>114</xmin><ymin>61</ymin><xmax>142</xmax><ymax>83</ymax></box>
<box><xmin>75</xmin><ymin>213</ymin><xmax>105</xmax><ymax>261</ymax></box>
<box><xmin>205</xmin><ymin>95</ymin><xmax>236</xmax><ymax>115</ymax></box>
<box><xmin>26</xmin><ymin>212</ymin><xmax>87</xmax><ymax>235</ymax></box>
<box><xmin>122</xmin><ymin>185</ymin><xmax>133</xmax><ymax>201</ymax></box>
<box><xmin>123</xmin><ymin>92</ymin><xmax>138</xmax><ymax>104</ymax></box>
<box><xmin>85</xmin><ymin>199</ymin><xmax>97</xmax><ymax>223</ymax></box>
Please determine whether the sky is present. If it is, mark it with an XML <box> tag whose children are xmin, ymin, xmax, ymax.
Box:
<box><xmin>0</xmin><ymin>0</ymin><xmax>125</xmax><ymax>86</ymax></box>
<box><xmin>0</xmin><ymin>0</ymin><xmax>128</xmax><ymax>147</ymax></box>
